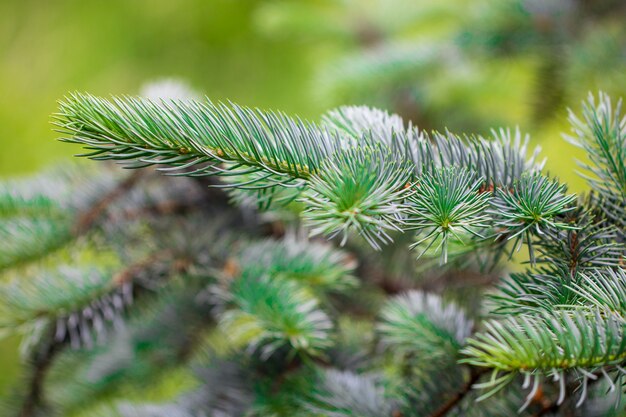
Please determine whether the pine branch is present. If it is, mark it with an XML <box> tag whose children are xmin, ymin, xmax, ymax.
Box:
<box><xmin>218</xmin><ymin>273</ymin><xmax>333</xmax><ymax>359</ymax></box>
<box><xmin>462</xmin><ymin>309</ymin><xmax>626</xmax><ymax>407</ymax></box>
<box><xmin>235</xmin><ymin>236</ymin><xmax>358</xmax><ymax>292</ymax></box>
<box><xmin>55</xmin><ymin>93</ymin><xmax>340</xmax><ymax>183</ymax></box>
<box><xmin>0</xmin><ymin>167</ymin><xmax>144</xmax><ymax>272</ymax></box>
<box><xmin>378</xmin><ymin>290</ymin><xmax>473</xmax><ymax>358</ymax></box>
<box><xmin>322</xmin><ymin>105</ymin><xmax>406</xmax><ymax>146</ymax></box>
<box><xmin>566</xmin><ymin>92</ymin><xmax>626</xmax><ymax>202</ymax></box>
<box><xmin>305</xmin><ymin>369</ymin><xmax>396</xmax><ymax>417</ymax></box>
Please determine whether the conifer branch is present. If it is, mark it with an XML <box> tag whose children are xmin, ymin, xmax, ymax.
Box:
<box><xmin>5</xmin><ymin>88</ymin><xmax>622</xmax><ymax>416</ymax></box>
<box><xmin>378</xmin><ymin>291</ymin><xmax>473</xmax><ymax>358</ymax></box>
<box><xmin>55</xmin><ymin>93</ymin><xmax>340</xmax><ymax>183</ymax></box>
<box><xmin>54</xmin><ymin>94</ymin><xmax>563</xmax><ymax>257</ymax></box>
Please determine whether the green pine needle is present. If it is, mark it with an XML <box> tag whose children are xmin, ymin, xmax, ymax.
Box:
<box><xmin>220</xmin><ymin>273</ymin><xmax>333</xmax><ymax>359</ymax></box>
<box><xmin>55</xmin><ymin>93</ymin><xmax>340</xmax><ymax>184</ymax></box>
<box><xmin>378</xmin><ymin>290</ymin><xmax>473</xmax><ymax>357</ymax></box>
<box><xmin>407</xmin><ymin>166</ymin><xmax>490</xmax><ymax>263</ymax></box>
<box><xmin>302</xmin><ymin>145</ymin><xmax>414</xmax><ymax>250</ymax></box>
<box><xmin>237</xmin><ymin>236</ymin><xmax>358</xmax><ymax>292</ymax></box>
<box><xmin>490</xmin><ymin>173</ymin><xmax>577</xmax><ymax>263</ymax></box>
<box><xmin>462</xmin><ymin>309</ymin><xmax>626</xmax><ymax>404</ymax></box>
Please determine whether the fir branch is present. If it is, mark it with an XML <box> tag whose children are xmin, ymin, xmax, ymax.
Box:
<box><xmin>322</xmin><ymin>105</ymin><xmax>407</xmax><ymax>146</ymax></box>
<box><xmin>54</xmin><ymin>94</ymin><xmax>551</xmax><ymax>254</ymax></box>
<box><xmin>534</xmin><ymin>204</ymin><xmax>624</xmax><ymax>277</ymax></box>
<box><xmin>0</xmin><ymin>217</ymin><xmax>73</xmax><ymax>272</ymax></box>
<box><xmin>222</xmin><ymin>168</ymin><xmax>306</xmax><ymax>211</ymax></box>
<box><xmin>568</xmin><ymin>268</ymin><xmax>626</xmax><ymax>315</ymax></box>
<box><xmin>566</xmin><ymin>92</ymin><xmax>626</xmax><ymax>202</ymax></box>
<box><xmin>12</xmin><ymin>256</ymin><xmax>210</xmax><ymax>417</ymax></box>
<box><xmin>14</xmin><ymin>83</ymin><xmax>626</xmax><ymax>417</ymax></box>
<box><xmin>0</xmin><ymin>266</ymin><xmax>126</xmax><ymax>338</ymax></box>
<box><xmin>236</xmin><ymin>236</ymin><xmax>358</xmax><ymax>292</ymax></box>
<box><xmin>463</xmin><ymin>309</ymin><xmax>626</xmax><ymax>372</ymax></box>
<box><xmin>0</xmin><ymin>193</ymin><xmax>61</xmax><ymax>219</ymax></box>
<box><xmin>396</xmin><ymin>354</ymin><xmax>463</xmax><ymax>417</ymax></box>
<box><xmin>321</xmin><ymin>108</ymin><xmax>544</xmax><ymax>193</ymax></box>
<box><xmin>378</xmin><ymin>291</ymin><xmax>473</xmax><ymax>358</ymax></box>
<box><xmin>219</xmin><ymin>273</ymin><xmax>333</xmax><ymax>359</ymax></box>
<box><xmin>491</xmin><ymin>204</ymin><xmax>625</xmax><ymax>316</ymax></box>
<box><xmin>305</xmin><ymin>369</ymin><xmax>396</xmax><ymax>417</ymax></box>
<box><xmin>566</xmin><ymin>92</ymin><xmax>626</xmax><ymax>239</ymax></box>
<box><xmin>412</xmin><ymin>128</ymin><xmax>543</xmax><ymax>189</ymax></box>
<box><xmin>0</xmin><ymin>247</ymin><xmax>191</xmax><ymax>354</ymax></box>
<box><xmin>462</xmin><ymin>309</ymin><xmax>626</xmax><ymax>406</ymax></box>
<box><xmin>492</xmin><ymin>263</ymin><xmax>625</xmax><ymax>317</ymax></box>
<box><xmin>491</xmin><ymin>268</ymin><xmax>579</xmax><ymax>315</ymax></box>
<box><xmin>55</xmin><ymin>93</ymin><xmax>340</xmax><ymax>184</ymax></box>
<box><xmin>0</xmin><ymin>167</ymin><xmax>144</xmax><ymax>272</ymax></box>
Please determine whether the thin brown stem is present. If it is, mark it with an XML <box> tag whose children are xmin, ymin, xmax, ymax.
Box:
<box><xmin>427</xmin><ymin>367</ymin><xmax>488</xmax><ymax>417</ymax></box>
<box><xmin>73</xmin><ymin>170</ymin><xmax>144</xmax><ymax>235</ymax></box>
<box><xmin>18</xmin><ymin>331</ymin><xmax>62</xmax><ymax>417</ymax></box>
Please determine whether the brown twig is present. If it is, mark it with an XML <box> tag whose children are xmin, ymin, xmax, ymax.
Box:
<box><xmin>112</xmin><ymin>249</ymin><xmax>175</xmax><ymax>285</ymax></box>
<box><xmin>113</xmin><ymin>197</ymin><xmax>207</xmax><ymax>222</ymax></box>
<box><xmin>427</xmin><ymin>367</ymin><xmax>488</xmax><ymax>417</ymax></box>
<box><xmin>18</xmin><ymin>330</ymin><xmax>62</xmax><ymax>417</ymax></box>
<box><xmin>73</xmin><ymin>170</ymin><xmax>144</xmax><ymax>235</ymax></box>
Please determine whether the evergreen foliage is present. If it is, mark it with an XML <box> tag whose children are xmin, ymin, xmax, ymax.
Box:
<box><xmin>1</xmin><ymin>85</ymin><xmax>625</xmax><ymax>417</ymax></box>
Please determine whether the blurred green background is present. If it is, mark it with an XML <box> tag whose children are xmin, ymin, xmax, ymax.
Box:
<box><xmin>1</xmin><ymin>0</ymin><xmax>624</xmax><ymax>397</ymax></box>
